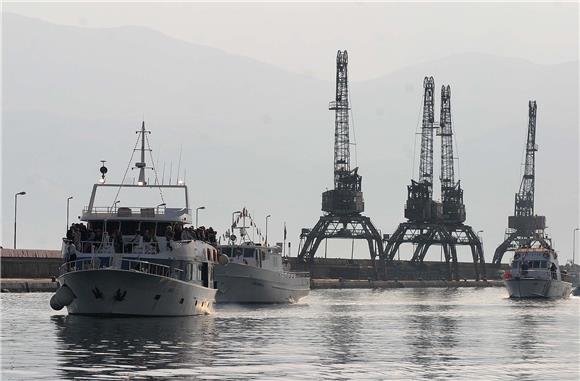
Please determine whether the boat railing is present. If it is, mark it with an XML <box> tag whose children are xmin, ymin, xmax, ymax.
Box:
<box><xmin>59</xmin><ymin>258</ymin><xmax>103</xmax><ymax>275</ymax></box>
<box><xmin>59</xmin><ymin>257</ymin><xmax>184</xmax><ymax>281</ymax></box>
<box><xmin>122</xmin><ymin>259</ymin><xmax>184</xmax><ymax>280</ymax></box>
<box><xmin>65</xmin><ymin>239</ymin><xmax>161</xmax><ymax>255</ymax></box>
<box><xmin>283</xmin><ymin>271</ymin><xmax>310</xmax><ymax>279</ymax></box>
<box><xmin>82</xmin><ymin>206</ymin><xmax>190</xmax><ymax>218</ymax></box>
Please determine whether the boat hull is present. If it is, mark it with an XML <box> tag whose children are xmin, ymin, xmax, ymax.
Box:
<box><xmin>58</xmin><ymin>269</ymin><xmax>216</xmax><ymax>316</ymax></box>
<box><xmin>504</xmin><ymin>278</ymin><xmax>572</xmax><ymax>299</ymax></box>
<box><xmin>215</xmin><ymin>263</ymin><xmax>310</xmax><ymax>303</ymax></box>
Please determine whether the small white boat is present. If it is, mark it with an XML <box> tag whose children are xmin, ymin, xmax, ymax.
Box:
<box><xmin>503</xmin><ymin>247</ymin><xmax>572</xmax><ymax>299</ymax></box>
<box><xmin>50</xmin><ymin>122</ymin><xmax>219</xmax><ymax>316</ymax></box>
<box><xmin>215</xmin><ymin>209</ymin><xmax>310</xmax><ymax>303</ymax></box>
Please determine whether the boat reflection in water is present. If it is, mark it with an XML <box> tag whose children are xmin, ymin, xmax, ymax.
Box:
<box><xmin>51</xmin><ymin>314</ymin><xmax>217</xmax><ymax>379</ymax></box>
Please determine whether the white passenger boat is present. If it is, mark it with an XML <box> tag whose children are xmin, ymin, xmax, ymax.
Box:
<box><xmin>215</xmin><ymin>209</ymin><xmax>310</xmax><ymax>303</ymax></box>
<box><xmin>50</xmin><ymin>123</ymin><xmax>219</xmax><ymax>316</ymax></box>
<box><xmin>503</xmin><ymin>247</ymin><xmax>572</xmax><ymax>298</ymax></box>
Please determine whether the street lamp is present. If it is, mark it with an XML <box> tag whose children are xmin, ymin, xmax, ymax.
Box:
<box><xmin>231</xmin><ymin>210</ymin><xmax>241</xmax><ymax>239</ymax></box>
<box><xmin>477</xmin><ymin>230</ymin><xmax>484</xmax><ymax>244</ymax></box>
<box><xmin>573</xmin><ymin>228</ymin><xmax>579</xmax><ymax>265</ymax></box>
<box><xmin>66</xmin><ymin>196</ymin><xmax>73</xmax><ymax>230</ymax></box>
<box><xmin>196</xmin><ymin>206</ymin><xmax>206</xmax><ymax>228</ymax></box>
<box><xmin>14</xmin><ymin>191</ymin><xmax>26</xmax><ymax>249</ymax></box>
<box><xmin>265</xmin><ymin>214</ymin><xmax>271</xmax><ymax>246</ymax></box>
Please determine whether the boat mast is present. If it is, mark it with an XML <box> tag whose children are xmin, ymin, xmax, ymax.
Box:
<box><xmin>136</xmin><ymin>121</ymin><xmax>150</xmax><ymax>186</ymax></box>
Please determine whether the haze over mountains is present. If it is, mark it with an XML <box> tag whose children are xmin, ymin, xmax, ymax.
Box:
<box><xmin>2</xmin><ymin>13</ymin><xmax>578</xmax><ymax>262</ymax></box>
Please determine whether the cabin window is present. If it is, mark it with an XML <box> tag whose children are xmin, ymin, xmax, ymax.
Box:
<box><xmin>156</xmin><ymin>222</ymin><xmax>171</xmax><ymax>236</ymax></box>
<box><xmin>540</xmin><ymin>261</ymin><xmax>547</xmax><ymax>268</ymax></box>
<box><xmin>187</xmin><ymin>263</ymin><xmax>194</xmax><ymax>281</ymax></box>
<box><xmin>88</xmin><ymin>221</ymin><xmax>104</xmax><ymax>232</ymax></box>
<box><xmin>220</xmin><ymin>247</ymin><xmax>233</xmax><ymax>257</ymax></box>
<box><xmin>233</xmin><ymin>248</ymin><xmax>243</xmax><ymax>258</ymax></box>
<box><xmin>107</xmin><ymin>221</ymin><xmax>121</xmax><ymax>235</ymax></box>
<box><xmin>141</xmin><ymin>222</ymin><xmax>156</xmax><ymax>237</ymax></box>
<box><xmin>243</xmin><ymin>248</ymin><xmax>255</xmax><ymax>258</ymax></box>
<box><xmin>121</xmin><ymin>221</ymin><xmax>139</xmax><ymax>235</ymax></box>
<box><xmin>261</xmin><ymin>251</ymin><xmax>266</xmax><ymax>261</ymax></box>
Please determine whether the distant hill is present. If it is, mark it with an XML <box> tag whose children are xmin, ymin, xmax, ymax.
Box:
<box><xmin>2</xmin><ymin>13</ymin><xmax>578</xmax><ymax>262</ymax></box>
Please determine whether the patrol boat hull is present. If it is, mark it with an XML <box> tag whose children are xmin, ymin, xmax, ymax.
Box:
<box><xmin>57</xmin><ymin>269</ymin><xmax>216</xmax><ymax>316</ymax></box>
<box><xmin>215</xmin><ymin>263</ymin><xmax>310</xmax><ymax>303</ymax></box>
<box><xmin>504</xmin><ymin>278</ymin><xmax>572</xmax><ymax>299</ymax></box>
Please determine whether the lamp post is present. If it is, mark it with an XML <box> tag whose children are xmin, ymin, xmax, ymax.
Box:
<box><xmin>265</xmin><ymin>214</ymin><xmax>271</xmax><ymax>245</ymax></box>
<box><xmin>66</xmin><ymin>196</ymin><xmax>73</xmax><ymax>230</ymax></box>
<box><xmin>196</xmin><ymin>206</ymin><xmax>206</xmax><ymax>228</ymax></box>
<box><xmin>477</xmin><ymin>230</ymin><xmax>484</xmax><ymax>244</ymax></box>
<box><xmin>14</xmin><ymin>191</ymin><xmax>26</xmax><ymax>249</ymax></box>
<box><xmin>231</xmin><ymin>210</ymin><xmax>241</xmax><ymax>240</ymax></box>
<box><xmin>573</xmin><ymin>227</ymin><xmax>579</xmax><ymax>265</ymax></box>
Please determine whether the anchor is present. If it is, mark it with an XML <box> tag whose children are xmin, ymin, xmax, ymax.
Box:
<box><xmin>114</xmin><ymin>288</ymin><xmax>127</xmax><ymax>301</ymax></box>
<box><xmin>91</xmin><ymin>287</ymin><xmax>103</xmax><ymax>299</ymax></box>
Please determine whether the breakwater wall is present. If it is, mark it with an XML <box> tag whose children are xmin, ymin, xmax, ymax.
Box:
<box><xmin>287</xmin><ymin>257</ymin><xmax>508</xmax><ymax>280</ymax></box>
<box><xmin>0</xmin><ymin>248</ymin><xmax>507</xmax><ymax>281</ymax></box>
<box><xmin>312</xmin><ymin>278</ymin><xmax>504</xmax><ymax>289</ymax></box>
<box><xmin>1</xmin><ymin>249</ymin><xmax>62</xmax><ymax>278</ymax></box>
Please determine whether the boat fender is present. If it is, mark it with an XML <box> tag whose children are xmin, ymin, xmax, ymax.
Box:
<box><xmin>50</xmin><ymin>284</ymin><xmax>75</xmax><ymax>311</ymax></box>
<box><xmin>219</xmin><ymin>254</ymin><xmax>229</xmax><ymax>265</ymax></box>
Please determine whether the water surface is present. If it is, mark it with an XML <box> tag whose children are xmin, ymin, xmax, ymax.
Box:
<box><xmin>1</xmin><ymin>288</ymin><xmax>579</xmax><ymax>380</ymax></box>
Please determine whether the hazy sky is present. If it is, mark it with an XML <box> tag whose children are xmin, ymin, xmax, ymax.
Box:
<box><xmin>5</xmin><ymin>2</ymin><xmax>579</xmax><ymax>80</ymax></box>
<box><xmin>2</xmin><ymin>2</ymin><xmax>578</xmax><ymax>263</ymax></box>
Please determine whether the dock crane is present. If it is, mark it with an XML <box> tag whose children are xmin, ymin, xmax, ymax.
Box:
<box><xmin>493</xmin><ymin>101</ymin><xmax>549</xmax><ymax>264</ymax></box>
<box><xmin>298</xmin><ymin>51</ymin><xmax>383</xmax><ymax>272</ymax></box>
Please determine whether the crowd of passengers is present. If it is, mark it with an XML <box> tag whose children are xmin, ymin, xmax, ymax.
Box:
<box><xmin>66</xmin><ymin>223</ymin><xmax>218</xmax><ymax>254</ymax></box>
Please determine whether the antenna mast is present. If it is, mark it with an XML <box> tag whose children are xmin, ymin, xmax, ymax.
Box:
<box><xmin>135</xmin><ymin>121</ymin><xmax>151</xmax><ymax>186</ymax></box>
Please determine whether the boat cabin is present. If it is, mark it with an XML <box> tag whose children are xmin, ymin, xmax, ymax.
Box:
<box><xmin>507</xmin><ymin>248</ymin><xmax>562</xmax><ymax>281</ymax></box>
<box><xmin>219</xmin><ymin>243</ymin><xmax>284</xmax><ymax>272</ymax></box>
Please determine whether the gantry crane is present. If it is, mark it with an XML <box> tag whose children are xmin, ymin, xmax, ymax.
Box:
<box><xmin>384</xmin><ymin>80</ymin><xmax>485</xmax><ymax>280</ymax></box>
<box><xmin>493</xmin><ymin>101</ymin><xmax>549</xmax><ymax>264</ymax></box>
<box><xmin>298</xmin><ymin>51</ymin><xmax>383</xmax><ymax>271</ymax></box>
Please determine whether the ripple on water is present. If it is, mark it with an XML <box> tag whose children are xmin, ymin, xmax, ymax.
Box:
<box><xmin>1</xmin><ymin>289</ymin><xmax>579</xmax><ymax>380</ymax></box>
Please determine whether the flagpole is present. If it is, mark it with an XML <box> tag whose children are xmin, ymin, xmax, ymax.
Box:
<box><xmin>283</xmin><ymin>222</ymin><xmax>287</xmax><ymax>257</ymax></box>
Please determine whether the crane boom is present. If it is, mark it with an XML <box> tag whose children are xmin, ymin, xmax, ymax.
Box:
<box><xmin>329</xmin><ymin>50</ymin><xmax>357</xmax><ymax>191</ymax></box>
<box><xmin>514</xmin><ymin>101</ymin><xmax>537</xmax><ymax>217</ymax></box>
<box><xmin>418</xmin><ymin>76</ymin><xmax>435</xmax><ymax>192</ymax></box>
<box><xmin>439</xmin><ymin>85</ymin><xmax>454</xmax><ymax>191</ymax></box>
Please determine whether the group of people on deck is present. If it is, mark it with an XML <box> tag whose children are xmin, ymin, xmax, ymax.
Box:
<box><xmin>65</xmin><ymin>223</ymin><xmax>218</xmax><ymax>254</ymax></box>
<box><xmin>66</xmin><ymin>223</ymin><xmax>103</xmax><ymax>253</ymax></box>
<box><xmin>164</xmin><ymin>225</ymin><xmax>217</xmax><ymax>250</ymax></box>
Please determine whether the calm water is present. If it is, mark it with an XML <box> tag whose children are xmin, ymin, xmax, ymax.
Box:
<box><xmin>1</xmin><ymin>288</ymin><xmax>579</xmax><ymax>380</ymax></box>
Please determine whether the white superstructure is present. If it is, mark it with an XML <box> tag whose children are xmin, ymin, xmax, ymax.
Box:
<box><xmin>50</xmin><ymin>122</ymin><xmax>219</xmax><ymax>316</ymax></box>
<box><xmin>503</xmin><ymin>247</ymin><xmax>572</xmax><ymax>298</ymax></box>
<box><xmin>214</xmin><ymin>209</ymin><xmax>310</xmax><ymax>303</ymax></box>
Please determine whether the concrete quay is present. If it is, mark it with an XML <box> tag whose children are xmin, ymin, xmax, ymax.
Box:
<box><xmin>311</xmin><ymin>278</ymin><xmax>503</xmax><ymax>289</ymax></box>
<box><xmin>1</xmin><ymin>278</ymin><xmax>58</xmax><ymax>293</ymax></box>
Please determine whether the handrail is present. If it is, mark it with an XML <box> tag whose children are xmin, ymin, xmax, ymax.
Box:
<box><xmin>59</xmin><ymin>257</ymin><xmax>184</xmax><ymax>281</ymax></box>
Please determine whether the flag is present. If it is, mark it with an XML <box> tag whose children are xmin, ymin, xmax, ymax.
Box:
<box><xmin>284</xmin><ymin>222</ymin><xmax>287</xmax><ymax>241</ymax></box>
